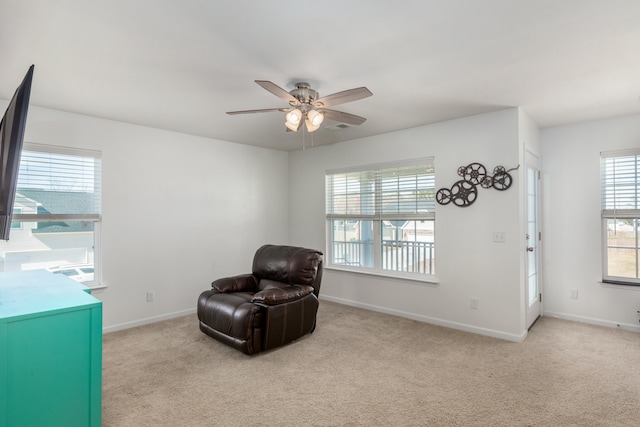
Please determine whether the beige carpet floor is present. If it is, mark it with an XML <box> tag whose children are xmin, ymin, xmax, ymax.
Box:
<box><xmin>103</xmin><ymin>300</ymin><xmax>640</xmax><ymax>426</ymax></box>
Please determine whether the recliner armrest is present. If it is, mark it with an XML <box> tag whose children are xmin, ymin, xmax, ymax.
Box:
<box><xmin>251</xmin><ymin>284</ymin><xmax>314</xmax><ymax>305</ymax></box>
<box><xmin>212</xmin><ymin>274</ymin><xmax>259</xmax><ymax>293</ymax></box>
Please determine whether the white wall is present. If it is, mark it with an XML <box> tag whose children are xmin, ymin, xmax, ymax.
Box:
<box><xmin>519</xmin><ymin>111</ymin><xmax>541</xmax><ymax>158</ymax></box>
<box><xmin>541</xmin><ymin>113</ymin><xmax>640</xmax><ymax>331</ymax></box>
<box><xmin>9</xmin><ymin>103</ymin><xmax>290</xmax><ymax>331</ymax></box>
<box><xmin>289</xmin><ymin>108</ymin><xmax>527</xmax><ymax>341</ymax></box>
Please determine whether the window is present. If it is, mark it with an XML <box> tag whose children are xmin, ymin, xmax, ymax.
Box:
<box><xmin>325</xmin><ymin>158</ymin><xmax>436</xmax><ymax>279</ymax></box>
<box><xmin>0</xmin><ymin>143</ymin><xmax>102</xmax><ymax>286</ymax></box>
<box><xmin>601</xmin><ymin>149</ymin><xmax>640</xmax><ymax>285</ymax></box>
<box><xmin>10</xmin><ymin>208</ymin><xmax>22</xmax><ymax>229</ymax></box>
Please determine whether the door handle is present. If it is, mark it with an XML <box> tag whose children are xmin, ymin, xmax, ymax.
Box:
<box><xmin>527</xmin><ymin>247</ymin><xmax>534</xmax><ymax>252</ymax></box>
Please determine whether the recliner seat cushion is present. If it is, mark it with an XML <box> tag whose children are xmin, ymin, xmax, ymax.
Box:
<box><xmin>252</xmin><ymin>282</ymin><xmax>314</xmax><ymax>305</ymax></box>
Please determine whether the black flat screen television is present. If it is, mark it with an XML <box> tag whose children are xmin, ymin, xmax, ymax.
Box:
<box><xmin>0</xmin><ymin>65</ymin><xmax>34</xmax><ymax>240</ymax></box>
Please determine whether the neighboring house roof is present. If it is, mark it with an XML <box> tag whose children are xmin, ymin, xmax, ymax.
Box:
<box><xmin>15</xmin><ymin>189</ymin><xmax>96</xmax><ymax>234</ymax></box>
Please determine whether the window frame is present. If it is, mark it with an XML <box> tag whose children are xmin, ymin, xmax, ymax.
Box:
<box><xmin>7</xmin><ymin>142</ymin><xmax>103</xmax><ymax>288</ymax></box>
<box><xmin>601</xmin><ymin>149</ymin><xmax>640</xmax><ymax>286</ymax></box>
<box><xmin>325</xmin><ymin>158</ymin><xmax>437</xmax><ymax>283</ymax></box>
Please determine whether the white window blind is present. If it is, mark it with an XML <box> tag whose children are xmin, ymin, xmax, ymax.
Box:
<box><xmin>14</xmin><ymin>143</ymin><xmax>101</xmax><ymax>221</ymax></box>
<box><xmin>601</xmin><ymin>149</ymin><xmax>640</xmax><ymax>217</ymax></box>
<box><xmin>326</xmin><ymin>159</ymin><xmax>435</xmax><ymax>220</ymax></box>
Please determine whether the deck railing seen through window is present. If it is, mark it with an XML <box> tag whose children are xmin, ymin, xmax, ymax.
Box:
<box><xmin>332</xmin><ymin>240</ymin><xmax>435</xmax><ymax>275</ymax></box>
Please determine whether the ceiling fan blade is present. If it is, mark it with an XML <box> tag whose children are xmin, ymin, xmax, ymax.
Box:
<box><xmin>226</xmin><ymin>107</ymin><xmax>289</xmax><ymax>115</ymax></box>
<box><xmin>313</xmin><ymin>87</ymin><xmax>372</xmax><ymax>108</ymax></box>
<box><xmin>255</xmin><ymin>80</ymin><xmax>300</xmax><ymax>105</ymax></box>
<box><xmin>321</xmin><ymin>109</ymin><xmax>367</xmax><ymax>126</ymax></box>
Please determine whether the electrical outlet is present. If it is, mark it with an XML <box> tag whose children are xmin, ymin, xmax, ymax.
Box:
<box><xmin>146</xmin><ymin>291</ymin><xmax>155</xmax><ymax>302</ymax></box>
<box><xmin>470</xmin><ymin>298</ymin><xmax>479</xmax><ymax>309</ymax></box>
<box><xmin>492</xmin><ymin>231</ymin><xmax>506</xmax><ymax>243</ymax></box>
<box><xmin>570</xmin><ymin>289</ymin><xmax>578</xmax><ymax>299</ymax></box>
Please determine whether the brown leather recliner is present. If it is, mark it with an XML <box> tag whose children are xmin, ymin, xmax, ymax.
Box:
<box><xmin>197</xmin><ymin>244</ymin><xmax>324</xmax><ymax>355</ymax></box>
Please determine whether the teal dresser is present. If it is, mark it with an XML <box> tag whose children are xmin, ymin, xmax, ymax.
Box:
<box><xmin>0</xmin><ymin>270</ymin><xmax>102</xmax><ymax>427</ymax></box>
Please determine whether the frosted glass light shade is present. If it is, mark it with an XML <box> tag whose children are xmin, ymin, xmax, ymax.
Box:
<box><xmin>286</xmin><ymin>109</ymin><xmax>302</xmax><ymax>125</ymax></box>
<box><xmin>308</xmin><ymin>109</ymin><xmax>324</xmax><ymax>126</ymax></box>
<box><xmin>285</xmin><ymin>120</ymin><xmax>300</xmax><ymax>131</ymax></box>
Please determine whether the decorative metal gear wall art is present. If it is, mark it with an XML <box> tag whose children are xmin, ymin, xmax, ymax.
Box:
<box><xmin>436</xmin><ymin>163</ymin><xmax>519</xmax><ymax>207</ymax></box>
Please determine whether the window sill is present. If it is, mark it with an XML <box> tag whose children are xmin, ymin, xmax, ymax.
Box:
<box><xmin>85</xmin><ymin>283</ymin><xmax>107</xmax><ymax>292</ymax></box>
<box><xmin>600</xmin><ymin>280</ymin><xmax>640</xmax><ymax>289</ymax></box>
<box><xmin>325</xmin><ymin>265</ymin><xmax>439</xmax><ymax>286</ymax></box>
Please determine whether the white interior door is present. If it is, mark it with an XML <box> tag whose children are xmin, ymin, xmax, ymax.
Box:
<box><xmin>525</xmin><ymin>152</ymin><xmax>542</xmax><ymax>329</ymax></box>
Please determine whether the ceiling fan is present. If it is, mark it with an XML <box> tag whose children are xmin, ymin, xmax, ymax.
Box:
<box><xmin>227</xmin><ymin>80</ymin><xmax>372</xmax><ymax>132</ymax></box>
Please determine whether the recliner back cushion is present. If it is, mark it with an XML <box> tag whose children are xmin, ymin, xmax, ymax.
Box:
<box><xmin>252</xmin><ymin>244</ymin><xmax>323</xmax><ymax>285</ymax></box>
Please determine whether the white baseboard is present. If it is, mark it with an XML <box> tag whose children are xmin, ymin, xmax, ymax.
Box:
<box><xmin>320</xmin><ymin>295</ymin><xmax>527</xmax><ymax>342</ymax></box>
<box><xmin>544</xmin><ymin>310</ymin><xmax>640</xmax><ymax>333</ymax></box>
<box><xmin>102</xmin><ymin>307</ymin><xmax>197</xmax><ymax>334</ymax></box>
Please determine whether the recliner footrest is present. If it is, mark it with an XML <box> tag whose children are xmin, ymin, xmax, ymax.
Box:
<box><xmin>197</xmin><ymin>290</ymin><xmax>263</xmax><ymax>355</ymax></box>
<box><xmin>263</xmin><ymin>293</ymin><xmax>319</xmax><ymax>351</ymax></box>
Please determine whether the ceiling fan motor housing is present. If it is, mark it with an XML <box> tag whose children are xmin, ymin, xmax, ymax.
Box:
<box><xmin>289</xmin><ymin>82</ymin><xmax>319</xmax><ymax>107</ymax></box>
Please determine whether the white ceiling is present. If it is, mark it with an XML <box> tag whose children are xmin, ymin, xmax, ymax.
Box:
<box><xmin>1</xmin><ymin>0</ymin><xmax>639</xmax><ymax>151</ymax></box>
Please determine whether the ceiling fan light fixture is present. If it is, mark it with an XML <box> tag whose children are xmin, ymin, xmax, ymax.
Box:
<box><xmin>308</xmin><ymin>109</ymin><xmax>324</xmax><ymax>126</ymax></box>
<box><xmin>286</xmin><ymin>108</ymin><xmax>302</xmax><ymax>125</ymax></box>
<box><xmin>285</xmin><ymin>120</ymin><xmax>300</xmax><ymax>132</ymax></box>
<box><xmin>305</xmin><ymin>117</ymin><xmax>320</xmax><ymax>132</ymax></box>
